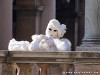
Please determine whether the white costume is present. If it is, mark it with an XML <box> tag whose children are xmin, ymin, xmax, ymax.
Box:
<box><xmin>45</xmin><ymin>19</ymin><xmax>71</xmax><ymax>51</ymax></box>
<box><xmin>8</xmin><ymin>38</ymin><xmax>30</xmax><ymax>51</ymax></box>
<box><xmin>28</xmin><ymin>34</ymin><xmax>48</xmax><ymax>51</ymax></box>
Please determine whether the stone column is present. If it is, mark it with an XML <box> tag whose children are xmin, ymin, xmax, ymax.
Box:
<box><xmin>77</xmin><ymin>0</ymin><xmax>100</xmax><ymax>51</ymax></box>
<box><xmin>40</xmin><ymin>0</ymin><xmax>56</xmax><ymax>34</ymax></box>
<box><xmin>35</xmin><ymin>0</ymin><xmax>44</xmax><ymax>34</ymax></box>
<box><xmin>0</xmin><ymin>0</ymin><xmax>12</xmax><ymax>50</ymax></box>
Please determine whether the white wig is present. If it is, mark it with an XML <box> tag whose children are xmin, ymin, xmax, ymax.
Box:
<box><xmin>45</xmin><ymin>19</ymin><xmax>67</xmax><ymax>38</ymax></box>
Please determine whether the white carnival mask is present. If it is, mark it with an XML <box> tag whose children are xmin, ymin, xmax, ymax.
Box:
<box><xmin>45</xmin><ymin>19</ymin><xmax>66</xmax><ymax>38</ymax></box>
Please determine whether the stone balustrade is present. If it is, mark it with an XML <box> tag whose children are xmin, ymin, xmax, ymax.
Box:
<box><xmin>0</xmin><ymin>50</ymin><xmax>100</xmax><ymax>75</ymax></box>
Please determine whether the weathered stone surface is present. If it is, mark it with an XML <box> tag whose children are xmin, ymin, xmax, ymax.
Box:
<box><xmin>1</xmin><ymin>63</ymin><xmax>15</xmax><ymax>75</ymax></box>
<box><xmin>74</xmin><ymin>64</ymin><xmax>100</xmax><ymax>75</ymax></box>
<box><xmin>47</xmin><ymin>65</ymin><xmax>62</xmax><ymax>75</ymax></box>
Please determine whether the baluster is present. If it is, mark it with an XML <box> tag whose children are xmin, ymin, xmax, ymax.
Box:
<box><xmin>16</xmin><ymin>63</ymin><xmax>32</xmax><ymax>75</ymax></box>
<box><xmin>60</xmin><ymin>64</ymin><xmax>72</xmax><ymax>75</ymax></box>
<box><xmin>38</xmin><ymin>64</ymin><xmax>50</xmax><ymax>75</ymax></box>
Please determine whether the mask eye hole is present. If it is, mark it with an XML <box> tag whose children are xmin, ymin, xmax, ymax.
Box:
<box><xmin>54</xmin><ymin>30</ymin><xmax>57</xmax><ymax>32</ymax></box>
<box><xmin>49</xmin><ymin>28</ymin><xmax>52</xmax><ymax>31</ymax></box>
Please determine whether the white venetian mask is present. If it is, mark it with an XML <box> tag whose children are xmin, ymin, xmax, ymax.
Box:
<box><xmin>45</xmin><ymin>19</ymin><xmax>67</xmax><ymax>38</ymax></box>
<box><xmin>46</xmin><ymin>25</ymin><xmax>59</xmax><ymax>38</ymax></box>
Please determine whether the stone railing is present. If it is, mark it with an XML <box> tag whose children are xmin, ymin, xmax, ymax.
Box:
<box><xmin>0</xmin><ymin>50</ymin><xmax>100</xmax><ymax>75</ymax></box>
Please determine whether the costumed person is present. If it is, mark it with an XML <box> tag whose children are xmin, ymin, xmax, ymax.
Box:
<box><xmin>29</xmin><ymin>19</ymin><xmax>71</xmax><ymax>51</ymax></box>
<box><xmin>45</xmin><ymin>19</ymin><xmax>71</xmax><ymax>51</ymax></box>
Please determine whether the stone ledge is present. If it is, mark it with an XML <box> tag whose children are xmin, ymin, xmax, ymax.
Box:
<box><xmin>0</xmin><ymin>50</ymin><xmax>100</xmax><ymax>58</ymax></box>
<box><xmin>9</xmin><ymin>51</ymin><xmax>100</xmax><ymax>58</ymax></box>
<box><xmin>0</xmin><ymin>50</ymin><xmax>100</xmax><ymax>63</ymax></box>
